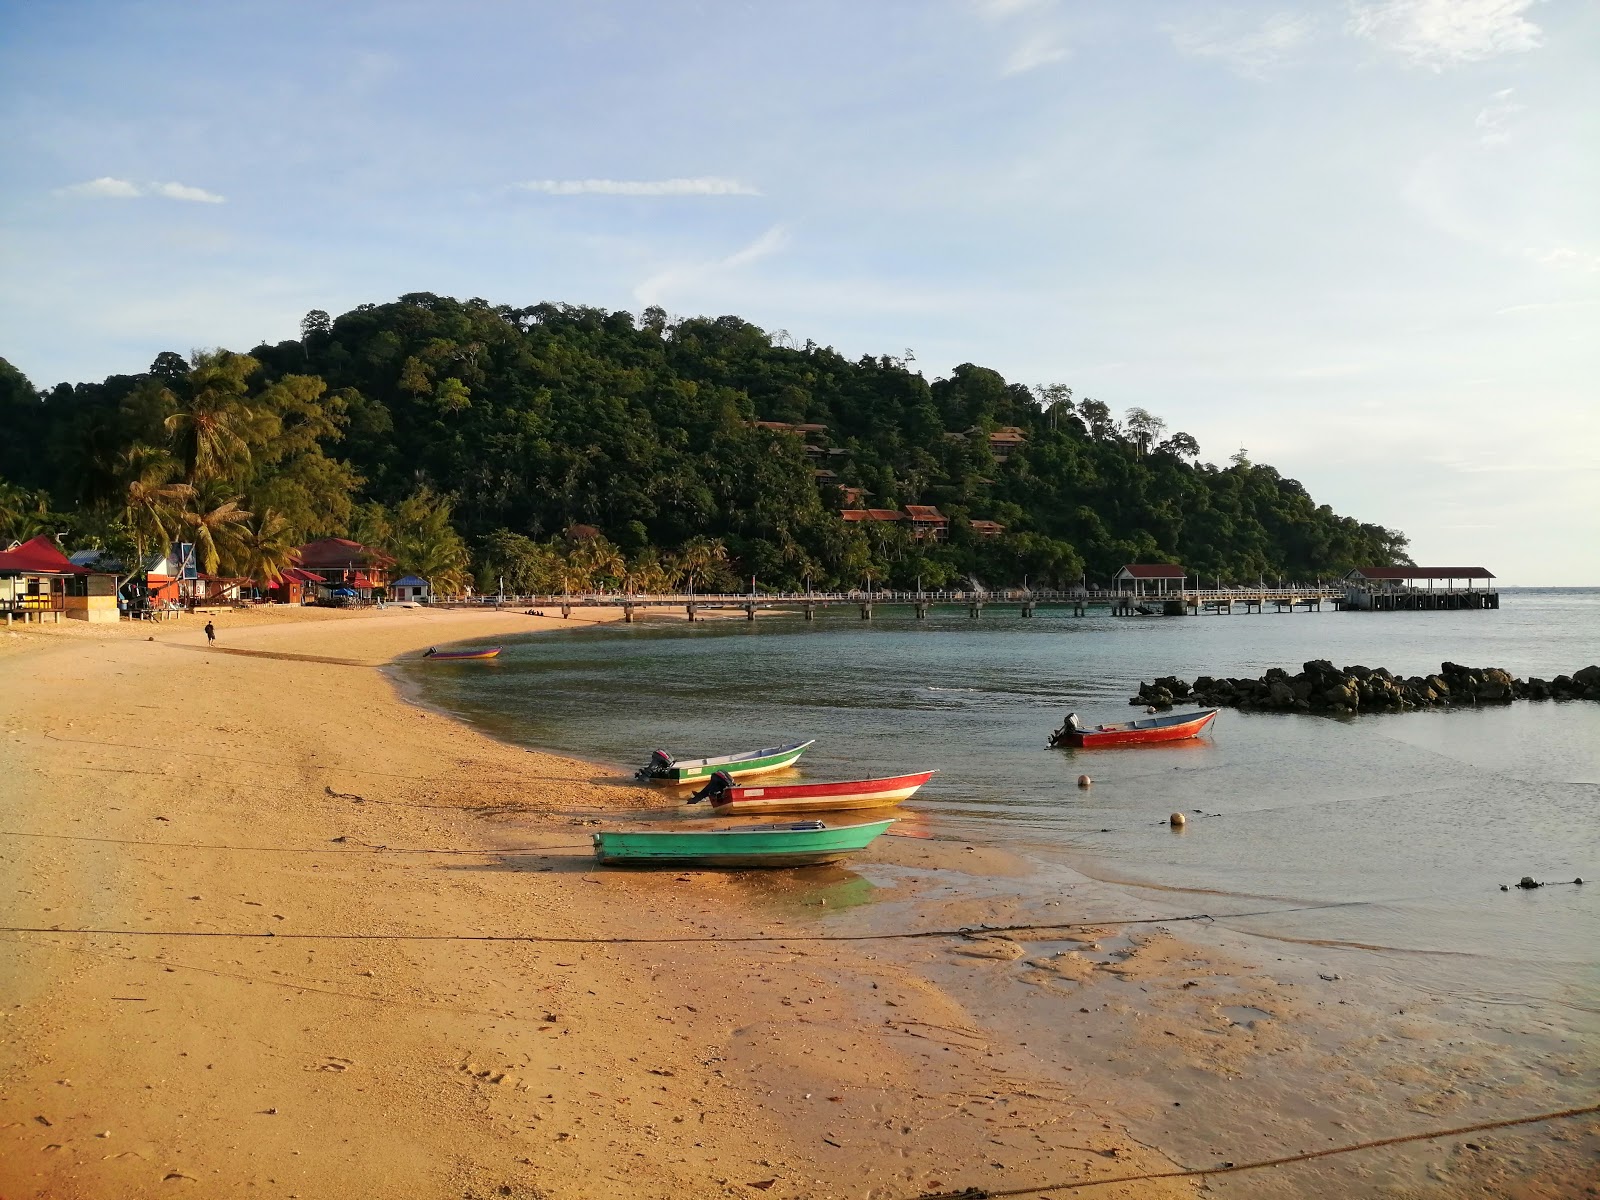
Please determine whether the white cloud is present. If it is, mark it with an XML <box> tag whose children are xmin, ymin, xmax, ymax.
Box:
<box><xmin>633</xmin><ymin>224</ymin><xmax>791</xmax><ymax>307</ymax></box>
<box><xmin>1167</xmin><ymin>12</ymin><xmax>1316</xmax><ymax>77</ymax></box>
<box><xmin>1474</xmin><ymin>87</ymin><xmax>1522</xmax><ymax>145</ymax></box>
<box><xmin>1349</xmin><ymin>0</ymin><xmax>1542</xmax><ymax>68</ymax></box>
<box><xmin>1002</xmin><ymin>32</ymin><xmax>1069</xmax><ymax>76</ymax></box>
<box><xmin>150</xmin><ymin>181</ymin><xmax>225</xmax><ymax>203</ymax></box>
<box><xmin>59</xmin><ymin>176</ymin><xmax>142</xmax><ymax>199</ymax></box>
<box><xmin>57</xmin><ymin>177</ymin><xmax>225</xmax><ymax>202</ymax></box>
<box><xmin>516</xmin><ymin>177</ymin><xmax>760</xmax><ymax>197</ymax></box>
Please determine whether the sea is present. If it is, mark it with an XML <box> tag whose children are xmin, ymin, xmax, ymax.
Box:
<box><xmin>402</xmin><ymin>588</ymin><xmax>1598</xmax><ymax>1010</ymax></box>
<box><xmin>396</xmin><ymin>589</ymin><xmax>1600</xmax><ymax>1190</ymax></box>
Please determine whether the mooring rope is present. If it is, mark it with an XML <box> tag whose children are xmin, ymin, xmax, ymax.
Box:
<box><xmin>0</xmin><ymin>901</ymin><xmax>1379</xmax><ymax>945</ymax></box>
<box><xmin>910</xmin><ymin>1102</ymin><xmax>1600</xmax><ymax>1198</ymax></box>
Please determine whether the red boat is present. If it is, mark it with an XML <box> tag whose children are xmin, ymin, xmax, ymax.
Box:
<box><xmin>689</xmin><ymin>769</ymin><xmax>936</xmax><ymax>815</ymax></box>
<box><xmin>422</xmin><ymin>646</ymin><xmax>502</xmax><ymax>661</ymax></box>
<box><xmin>1050</xmin><ymin>708</ymin><xmax>1218</xmax><ymax>748</ymax></box>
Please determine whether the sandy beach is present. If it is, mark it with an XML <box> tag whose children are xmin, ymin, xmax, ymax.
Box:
<box><xmin>1</xmin><ymin>606</ymin><xmax>1209</xmax><ymax>1200</ymax></box>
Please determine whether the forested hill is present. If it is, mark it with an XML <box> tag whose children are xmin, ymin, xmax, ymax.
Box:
<box><xmin>0</xmin><ymin>293</ymin><xmax>1409</xmax><ymax>592</ymax></box>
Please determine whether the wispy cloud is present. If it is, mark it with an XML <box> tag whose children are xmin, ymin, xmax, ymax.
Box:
<box><xmin>149</xmin><ymin>182</ymin><xmax>225</xmax><ymax>203</ymax></box>
<box><xmin>1002</xmin><ymin>32</ymin><xmax>1068</xmax><ymax>76</ymax></box>
<box><xmin>58</xmin><ymin>176</ymin><xmax>142</xmax><ymax>199</ymax></box>
<box><xmin>1167</xmin><ymin>12</ymin><xmax>1316</xmax><ymax>77</ymax></box>
<box><xmin>57</xmin><ymin>176</ymin><xmax>224</xmax><ymax>202</ymax></box>
<box><xmin>970</xmin><ymin>0</ymin><xmax>1052</xmax><ymax>20</ymax></box>
<box><xmin>633</xmin><ymin>224</ymin><xmax>790</xmax><ymax>307</ymax></box>
<box><xmin>1349</xmin><ymin>0</ymin><xmax>1542</xmax><ymax>69</ymax></box>
<box><xmin>1474</xmin><ymin>87</ymin><xmax>1522</xmax><ymax>145</ymax></box>
<box><xmin>516</xmin><ymin>177</ymin><xmax>760</xmax><ymax>197</ymax></box>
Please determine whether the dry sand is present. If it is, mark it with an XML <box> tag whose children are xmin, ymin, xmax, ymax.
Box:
<box><xmin>0</xmin><ymin>606</ymin><xmax>1201</xmax><ymax>1200</ymax></box>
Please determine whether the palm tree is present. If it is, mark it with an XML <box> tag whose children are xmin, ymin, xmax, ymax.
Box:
<box><xmin>118</xmin><ymin>445</ymin><xmax>194</xmax><ymax>565</ymax></box>
<box><xmin>676</xmin><ymin>536</ymin><xmax>729</xmax><ymax>595</ymax></box>
<box><xmin>183</xmin><ymin>479</ymin><xmax>252</xmax><ymax>575</ymax></box>
<box><xmin>163</xmin><ymin>351</ymin><xmax>258</xmax><ymax>481</ymax></box>
<box><xmin>0</xmin><ymin>481</ymin><xmax>55</xmax><ymax>545</ymax></box>
<box><xmin>391</xmin><ymin>487</ymin><xmax>472</xmax><ymax>597</ymax></box>
<box><xmin>229</xmin><ymin>508</ymin><xmax>297</xmax><ymax>586</ymax></box>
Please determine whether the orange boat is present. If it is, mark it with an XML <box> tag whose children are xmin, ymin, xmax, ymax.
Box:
<box><xmin>689</xmin><ymin>769</ymin><xmax>936</xmax><ymax>815</ymax></box>
<box><xmin>422</xmin><ymin>646</ymin><xmax>502</xmax><ymax>661</ymax></box>
<box><xmin>1049</xmin><ymin>708</ymin><xmax>1218</xmax><ymax>748</ymax></box>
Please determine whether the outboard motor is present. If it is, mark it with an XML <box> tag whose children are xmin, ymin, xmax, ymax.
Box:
<box><xmin>635</xmin><ymin>749</ymin><xmax>675</xmax><ymax>781</ymax></box>
<box><xmin>1048</xmin><ymin>712</ymin><xmax>1080</xmax><ymax>748</ymax></box>
<box><xmin>688</xmin><ymin>770</ymin><xmax>736</xmax><ymax>804</ymax></box>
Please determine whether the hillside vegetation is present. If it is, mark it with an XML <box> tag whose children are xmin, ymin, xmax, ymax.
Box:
<box><xmin>0</xmin><ymin>293</ymin><xmax>1409</xmax><ymax>592</ymax></box>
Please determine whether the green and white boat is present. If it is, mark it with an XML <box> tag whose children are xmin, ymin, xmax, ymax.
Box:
<box><xmin>635</xmin><ymin>739</ymin><xmax>815</xmax><ymax>785</ymax></box>
<box><xmin>593</xmin><ymin>818</ymin><xmax>895</xmax><ymax>868</ymax></box>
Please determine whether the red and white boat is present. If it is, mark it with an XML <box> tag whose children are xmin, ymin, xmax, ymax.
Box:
<box><xmin>1049</xmin><ymin>708</ymin><xmax>1218</xmax><ymax>748</ymax></box>
<box><xmin>689</xmin><ymin>769</ymin><xmax>936</xmax><ymax>816</ymax></box>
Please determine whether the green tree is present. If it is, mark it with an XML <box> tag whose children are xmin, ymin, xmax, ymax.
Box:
<box><xmin>228</xmin><ymin>508</ymin><xmax>298</xmax><ymax>584</ymax></box>
<box><xmin>164</xmin><ymin>351</ymin><xmax>259</xmax><ymax>481</ymax></box>
<box><xmin>183</xmin><ymin>479</ymin><xmax>252</xmax><ymax>574</ymax></box>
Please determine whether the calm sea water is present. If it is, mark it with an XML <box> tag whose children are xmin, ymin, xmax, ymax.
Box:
<box><xmin>403</xmin><ymin>589</ymin><xmax>1600</xmax><ymax>1010</ymax></box>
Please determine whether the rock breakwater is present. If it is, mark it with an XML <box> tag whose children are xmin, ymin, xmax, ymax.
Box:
<box><xmin>1133</xmin><ymin>661</ymin><xmax>1600</xmax><ymax>715</ymax></box>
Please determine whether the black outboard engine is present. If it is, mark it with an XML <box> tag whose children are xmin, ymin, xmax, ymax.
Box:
<box><xmin>688</xmin><ymin>770</ymin><xmax>736</xmax><ymax>804</ymax></box>
<box><xmin>635</xmin><ymin>749</ymin><xmax>675</xmax><ymax>781</ymax></box>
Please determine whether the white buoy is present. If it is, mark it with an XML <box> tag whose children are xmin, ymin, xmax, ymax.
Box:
<box><xmin>1169</xmin><ymin>812</ymin><xmax>1187</xmax><ymax>827</ymax></box>
<box><xmin>1077</xmin><ymin>775</ymin><xmax>1092</xmax><ymax>789</ymax></box>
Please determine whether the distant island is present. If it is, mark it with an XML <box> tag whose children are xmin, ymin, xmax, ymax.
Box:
<box><xmin>0</xmin><ymin>293</ymin><xmax>1410</xmax><ymax>594</ymax></box>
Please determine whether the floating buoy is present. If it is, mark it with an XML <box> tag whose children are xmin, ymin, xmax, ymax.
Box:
<box><xmin>1077</xmin><ymin>775</ymin><xmax>1092</xmax><ymax>789</ymax></box>
<box><xmin>1169</xmin><ymin>812</ymin><xmax>1187</xmax><ymax>827</ymax></box>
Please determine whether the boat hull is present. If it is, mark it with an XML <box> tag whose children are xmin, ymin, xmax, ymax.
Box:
<box><xmin>424</xmin><ymin>647</ymin><xmax>502</xmax><ymax>660</ymax></box>
<box><xmin>1060</xmin><ymin>709</ymin><xmax>1218</xmax><ymax>748</ymax></box>
<box><xmin>593</xmin><ymin>818</ymin><xmax>894</xmax><ymax>868</ymax></box>
<box><xmin>652</xmin><ymin>740</ymin><xmax>814</xmax><ymax>785</ymax></box>
<box><xmin>710</xmin><ymin>770</ymin><xmax>935</xmax><ymax>815</ymax></box>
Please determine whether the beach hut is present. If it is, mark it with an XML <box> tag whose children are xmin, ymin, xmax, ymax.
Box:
<box><xmin>390</xmin><ymin>574</ymin><xmax>432</xmax><ymax>603</ymax></box>
<box><xmin>0</xmin><ymin>536</ymin><xmax>119</xmax><ymax>624</ymax></box>
<box><xmin>264</xmin><ymin>566</ymin><xmax>324</xmax><ymax>605</ymax></box>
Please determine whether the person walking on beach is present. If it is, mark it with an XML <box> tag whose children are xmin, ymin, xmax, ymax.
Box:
<box><xmin>204</xmin><ymin>620</ymin><xmax>216</xmax><ymax>644</ymax></box>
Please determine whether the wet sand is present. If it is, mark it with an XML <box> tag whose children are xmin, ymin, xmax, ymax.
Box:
<box><xmin>1</xmin><ymin>607</ymin><xmax>1202</xmax><ymax>1199</ymax></box>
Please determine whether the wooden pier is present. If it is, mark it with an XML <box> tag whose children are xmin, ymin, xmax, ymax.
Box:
<box><xmin>460</xmin><ymin>566</ymin><xmax>1501</xmax><ymax>622</ymax></box>
<box><xmin>464</xmin><ymin>585</ymin><xmax>1361</xmax><ymax>621</ymax></box>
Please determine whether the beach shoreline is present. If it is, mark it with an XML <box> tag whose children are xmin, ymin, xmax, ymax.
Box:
<box><xmin>1</xmin><ymin>607</ymin><xmax>1206</xmax><ymax>1200</ymax></box>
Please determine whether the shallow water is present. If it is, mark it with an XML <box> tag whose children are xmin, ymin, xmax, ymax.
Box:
<box><xmin>403</xmin><ymin>589</ymin><xmax>1600</xmax><ymax>1016</ymax></box>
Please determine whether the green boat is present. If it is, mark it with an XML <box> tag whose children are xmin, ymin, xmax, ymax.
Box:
<box><xmin>593</xmin><ymin>818</ymin><xmax>895</xmax><ymax>868</ymax></box>
<box><xmin>635</xmin><ymin>739</ymin><xmax>815</xmax><ymax>785</ymax></box>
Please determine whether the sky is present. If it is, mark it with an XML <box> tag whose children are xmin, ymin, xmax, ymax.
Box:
<box><xmin>1</xmin><ymin>0</ymin><xmax>1596</xmax><ymax>583</ymax></box>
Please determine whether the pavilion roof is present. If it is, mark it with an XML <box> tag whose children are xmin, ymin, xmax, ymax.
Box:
<box><xmin>1349</xmin><ymin>567</ymin><xmax>1495</xmax><ymax>580</ymax></box>
<box><xmin>1117</xmin><ymin>563</ymin><xmax>1187</xmax><ymax>579</ymax></box>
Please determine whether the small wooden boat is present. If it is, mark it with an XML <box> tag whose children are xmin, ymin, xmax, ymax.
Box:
<box><xmin>1049</xmin><ymin>708</ymin><xmax>1218</xmax><ymax>748</ymax></box>
<box><xmin>422</xmin><ymin>646</ymin><xmax>502</xmax><ymax>660</ymax></box>
<box><xmin>690</xmin><ymin>769</ymin><xmax>936</xmax><ymax>815</ymax></box>
<box><xmin>593</xmin><ymin>818</ymin><xmax>894</xmax><ymax>868</ymax></box>
<box><xmin>636</xmin><ymin>739</ymin><xmax>815</xmax><ymax>785</ymax></box>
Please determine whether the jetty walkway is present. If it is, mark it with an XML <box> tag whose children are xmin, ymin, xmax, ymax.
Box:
<box><xmin>457</xmin><ymin>586</ymin><xmax>1375</xmax><ymax>622</ymax></box>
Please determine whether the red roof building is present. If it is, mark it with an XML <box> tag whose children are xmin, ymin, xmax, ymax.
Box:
<box><xmin>295</xmin><ymin>538</ymin><xmax>397</xmax><ymax>600</ymax></box>
<box><xmin>840</xmin><ymin>508</ymin><xmax>907</xmax><ymax>525</ymax></box>
<box><xmin>902</xmin><ymin>505</ymin><xmax>949</xmax><ymax>542</ymax></box>
<box><xmin>968</xmin><ymin>519</ymin><xmax>1006</xmax><ymax>538</ymax></box>
<box><xmin>1</xmin><ymin>536</ymin><xmax>117</xmax><ymax>624</ymax></box>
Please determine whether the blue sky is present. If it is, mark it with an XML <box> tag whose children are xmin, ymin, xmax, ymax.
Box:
<box><xmin>2</xmin><ymin>0</ymin><xmax>1596</xmax><ymax>582</ymax></box>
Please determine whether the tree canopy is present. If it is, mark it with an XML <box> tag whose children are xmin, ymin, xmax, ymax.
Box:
<box><xmin>0</xmin><ymin>295</ymin><xmax>1409</xmax><ymax>591</ymax></box>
